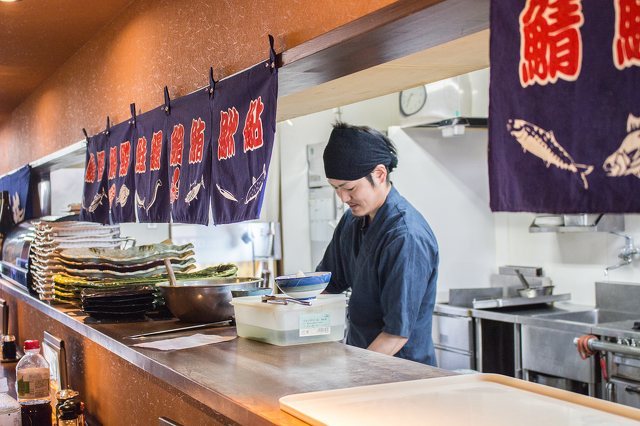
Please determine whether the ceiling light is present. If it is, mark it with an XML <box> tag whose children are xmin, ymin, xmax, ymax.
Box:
<box><xmin>0</xmin><ymin>0</ymin><xmax>22</xmax><ymax>3</ymax></box>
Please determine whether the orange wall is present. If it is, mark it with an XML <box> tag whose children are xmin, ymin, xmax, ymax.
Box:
<box><xmin>0</xmin><ymin>0</ymin><xmax>395</xmax><ymax>174</ymax></box>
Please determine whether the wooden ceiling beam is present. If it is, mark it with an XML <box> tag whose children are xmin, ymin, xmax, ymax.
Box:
<box><xmin>277</xmin><ymin>0</ymin><xmax>490</xmax><ymax>99</ymax></box>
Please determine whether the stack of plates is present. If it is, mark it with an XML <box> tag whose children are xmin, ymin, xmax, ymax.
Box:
<box><xmin>30</xmin><ymin>221</ymin><xmax>125</xmax><ymax>301</ymax></box>
<box><xmin>81</xmin><ymin>286</ymin><xmax>156</xmax><ymax>320</ymax></box>
<box><xmin>52</xmin><ymin>242</ymin><xmax>197</xmax><ymax>307</ymax></box>
<box><xmin>64</xmin><ymin>203</ymin><xmax>82</xmax><ymax>215</ymax></box>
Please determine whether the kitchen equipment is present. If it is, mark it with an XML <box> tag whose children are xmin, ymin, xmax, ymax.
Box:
<box><xmin>448</xmin><ymin>287</ymin><xmax>503</xmax><ymax>308</ymax></box>
<box><xmin>605</xmin><ymin>338</ymin><xmax>640</xmax><ymax>409</ymax></box>
<box><xmin>230</xmin><ymin>294</ymin><xmax>346</xmax><ymax>346</ymax></box>
<box><xmin>529</xmin><ymin>213</ymin><xmax>624</xmax><ymax>233</ymax></box>
<box><xmin>279</xmin><ymin>374</ymin><xmax>640</xmax><ymax>425</ymax></box>
<box><xmin>307</xmin><ymin>142</ymin><xmax>345</xmax><ymax>268</ymax></box>
<box><xmin>521</xmin><ymin>282</ymin><xmax>640</xmax><ymax>399</ymax></box>
<box><xmin>124</xmin><ymin>320</ymin><xmax>232</xmax><ymax>339</ymax></box>
<box><xmin>472</xmin><ymin>293</ymin><xmax>568</xmax><ymax>309</ymax></box>
<box><xmin>515</xmin><ymin>269</ymin><xmax>554</xmax><ymax>298</ymax></box>
<box><xmin>230</xmin><ymin>287</ymin><xmax>272</xmax><ymax>298</ymax></box>
<box><xmin>498</xmin><ymin>265</ymin><xmax>543</xmax><ymax>277</ymax></box>
<box><xmin>523</xmin><ymin>325</ymin><xmax>597</xmax><ymax>396</ymax></box>
<box><xmin>163</xmin><ymin>258</ymin><xmax>177</xmax><ymax>286</ymax></box>
<box><xmin>274</xmin><ymin>271</ymin><xmax>331</xmax><ymax>300</ymax></box>
<box><xmin>432</xmin><ymin>305</ymin><xmax>475</xmax><ymax>371</ymax></box>
<box><xmin>157</xmin><ymin>277</ymin><xmax>262</xmax><ymax>323</ymax></box>
<box><xmin>261</xmin><ymin>295</ymin><xmax>312</xmax><ymax>306</ymax></box>
<box><xmin>570</xmin><ymin>335</ymin><xmax>640</xmax><ymax>409</ymax></box>
<box><xmin>1</xmin><ymin>220</ymin><xmax>34</xmax><ymax>290</ymax></box>
<box><xmin>80</xmin><ymin>286</ymin><xmax>156</xmax><ymax>320</ymax></box>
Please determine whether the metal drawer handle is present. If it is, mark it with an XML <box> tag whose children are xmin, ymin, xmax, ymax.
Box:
<box><xmin>624</xmin><ymin>385</ymin><xmax>640</xmax><ymax>394</ymax></box>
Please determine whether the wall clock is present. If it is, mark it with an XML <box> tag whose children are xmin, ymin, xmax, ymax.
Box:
<box><xmin>399</xmin><ymin>86</ymin><xmax>427</xmax><ymax>116</ymax></box>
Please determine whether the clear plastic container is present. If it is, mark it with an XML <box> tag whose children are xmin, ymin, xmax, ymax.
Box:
<box><xmin>231</xmin><ymin>294</ymin><xmax>347</xmax><ymax>346</ymax></box>
<box><xmin>15</xmin><ymin>340</ymin><xmax>50</xmax><ymax>404</ymax></box>
<box><xmin>0</xmin><ymin>377</ymin><xmax>20</xmax><ymax>426</ymax></box>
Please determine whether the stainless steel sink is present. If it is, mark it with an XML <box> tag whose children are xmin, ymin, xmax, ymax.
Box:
<box><xmin>538</xmin><ymin>309</ymin><xmax>640</xmax><ymax>325</ymax></box>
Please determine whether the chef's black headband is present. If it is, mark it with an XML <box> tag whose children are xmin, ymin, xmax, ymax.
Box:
<box><xmin>323</xmin><ymin>123</ymin><xmax>398</xmax><ymax>181</ymax></box>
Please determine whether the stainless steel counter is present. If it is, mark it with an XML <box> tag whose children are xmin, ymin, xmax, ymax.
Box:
<box><xmin>471</xmin><ymin>303</ymin><xmax>591</xmax><ymax>324</ymax></box>
<box><xmin>593</xmin><ymin>320</ymin><xmax>640</xmax><ymax>340</ymax></box>
<box><xmin>0</xmin><ymin>278</ymin><xmax>452</xmax><ymax>425</ymax></box>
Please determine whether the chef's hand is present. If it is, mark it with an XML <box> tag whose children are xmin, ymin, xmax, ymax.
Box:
<box><xmin>367</xmin><ymin>332</ymin><xmax>408</xmax><ymax>356</ymax></box>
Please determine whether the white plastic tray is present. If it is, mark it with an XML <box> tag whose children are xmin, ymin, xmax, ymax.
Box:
<box><xmin>280</xmin><ymin>373</ymin><xmax>640</xmax><ymax>425</ymax></box>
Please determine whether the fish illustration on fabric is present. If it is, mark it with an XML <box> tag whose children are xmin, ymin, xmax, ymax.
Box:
<box><xmin>145</xmin><ymin>179</ymin><xmax>162</xmax><ymax>212</ymax></box>
<box><xmin>507</xmin><ymin>119</ymin><xmax>594</xmax><ymax>190</ymax></box>
<box><xmin>83</xmin><ymin>188</ymin><xmax>106</xmax><ymax>213</ymax></box>
<box><xmin>244</xmin><ymin>164</ymin><xmax>266</xmax><ymax>204</ymax></box>
<box><xmin>185</xmin><ymin>176</ymin><xmax>205</xmax><ymax>205</ymax></box>
<box><xmin>11</xmin><ymin>192</ymin><xmax>24</xmax><ymax>223</ymax></box>
<box><xmin>216</xmin><ymin>184</ymin><xmax>238</xmax><ymax>202</ymax></box>
<box><xmin>603</xmin><ymin>113</ymin><xmax>640</xmax><ymax>178</ymax></box>
<box><xmin>135</xmin><ymin>191</ymin><xmax>145</xmax><ymax>210</ymax></box>
<box><xmin>116</xmin><ymin>184</ymin><xmax>130</xmax><ymax>207</ymax></box>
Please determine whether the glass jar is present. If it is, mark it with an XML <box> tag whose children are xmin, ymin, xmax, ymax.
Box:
<box><xmin>2</xmin><ymin>335</ymin><xmax>16</xmax><ymax>360</ymax></box>
<box><xmin>55</xmin><ymin>389</ymin><xmax>83</xmax><ymax>426</ymax></box>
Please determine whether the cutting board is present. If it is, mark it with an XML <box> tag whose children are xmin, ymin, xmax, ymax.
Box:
<box><xmin>279</xmin><ymin>374</ymin><xmax>640</xmax><ymax>426</ymax></box>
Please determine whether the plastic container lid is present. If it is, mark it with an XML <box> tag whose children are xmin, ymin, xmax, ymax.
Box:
<box><xmin>23</xmin><ymin>339</ymin><xmax>39</xmax><ymax>350</ymax></box>
<box><xmin>231</xmin><ymin>294</ymin><xmax>346</xmax><ymax>310</ymax></box>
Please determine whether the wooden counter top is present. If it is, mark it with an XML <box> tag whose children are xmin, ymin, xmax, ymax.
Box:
<box><xmin>0</xmin><ymin>279</ymin><xmax>451</xmax><ymax>425</ymax></box>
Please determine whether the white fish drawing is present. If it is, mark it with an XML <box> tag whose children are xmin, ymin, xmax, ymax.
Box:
<box><xmin>135</xmin><ymin>191</ymin><xmax>145</xmax><ymax>209</ymax></box>
<box><xmin>185</xmin><ymin>176</ymin><xmax>205</xmax><ymax>205</ymax></box>
<box><xmin>603</xmin><ymin>113</ymin><xmax>640</xmax><ymax>178</ymax></box>
<box><xmin>83</xmin><ymin>188</ymin><xmax>106</xmax><ymax>213</ymax></box>
<box><xmin>11</xmin><ymin>192</ymin><xmax>24</xmax><ymax>223</ymax></box>
<box><xmin>145</xmin><ymin>179</ymin><xmax>162</xmax><ymax>212</ymax></box>
<box><xmin>216</xmin><ymin>183</ymin><xmax>238</xmax><ymax>202</ymax></box>
<box><xmin>116</xmin><ymin>184</ymin><xmax>130</xmax><ymax>207</ymax></box>
<box><xmin>244</xmin><ymin>164</ymin><xmax>266</xmax><ymax>204</ymax></box>
<box><xmin>507</xmin><ymin>119</ymin><xmax>593</xmax><ymax>190</ymax></box>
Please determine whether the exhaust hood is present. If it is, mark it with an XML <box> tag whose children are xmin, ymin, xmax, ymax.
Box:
<box><xmin>401</xmin><ymin>68</ymin><xmax>489</xmax><ymax>137</ymax></box>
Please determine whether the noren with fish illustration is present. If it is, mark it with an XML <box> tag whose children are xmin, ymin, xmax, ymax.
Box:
<box><xmin>507</xmin><ymin>119</ymin><xmax>593</xmax><ymax>190</ymax></box>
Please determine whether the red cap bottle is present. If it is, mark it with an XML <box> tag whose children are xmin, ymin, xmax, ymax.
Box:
<box><xmin>23</xmin><ymin>339</ymin><xmax>40</xmax><ymax>350</ymax></box>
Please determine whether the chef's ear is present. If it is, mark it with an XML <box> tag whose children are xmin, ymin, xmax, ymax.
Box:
<box><xmin>372</xmin><ymin>164</ymin><xmax>387</xmax><ymax>184</ymax></box>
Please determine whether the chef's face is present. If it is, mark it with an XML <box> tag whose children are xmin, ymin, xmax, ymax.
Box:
<box><xmin>328</xmin><ymin>165</ymin><xmax>388</xmax><ymax>218</ymax></box>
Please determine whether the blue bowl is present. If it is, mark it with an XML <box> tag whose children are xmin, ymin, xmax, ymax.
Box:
<box><xmin>275</xmin><ymin>272</ymin><xmax>332</xmax><ymax>300</ymax></box>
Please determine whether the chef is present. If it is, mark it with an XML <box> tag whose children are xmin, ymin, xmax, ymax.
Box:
<box><xmin>317</xmin><ymin>122</ymin><xmax>439</xmax><ymax>365</ymax></box>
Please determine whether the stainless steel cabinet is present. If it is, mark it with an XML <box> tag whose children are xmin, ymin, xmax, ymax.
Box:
<box><xmin>609</xmin><ymin>377</ymin><xmax>640</xmax><ymax>409</ymax></box>
<box><xmin>433</xmin><ymin>312</ymin><xmax>475</xmax><ymax>371</ymax></box>
<box><xmin>521</xmin><ymin>325</ymin><xmax>598</xmax><ymax>396</ymax></box>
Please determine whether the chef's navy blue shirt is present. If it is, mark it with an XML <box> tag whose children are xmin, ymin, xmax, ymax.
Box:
<box><xmin>317</xmin><ymin>186</ymin><xmax>438</xmax><ymax>365</ymax></box>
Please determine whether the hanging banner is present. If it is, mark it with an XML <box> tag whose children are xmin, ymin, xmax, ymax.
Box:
<box><xmin>134</xmin><ymin>107</ymin><xmax>170</xmax><ymax>223</ymax></box>
<box><xmin>210</xmin><ymin>60</ymin><xmax>278</xmax><ymax>224</ymax></box>
<box><xmin>165</xmin><ymin>89</ymin><xmax>212</xmax><ymax>225</ymax></box>
<box><xmin>489</xmin><ymin>0</ymin><xmax>640</xmax><ymax>212</ymax></box>
<box><xmin>80</xmin><ymin>133</ymin><xmax>109</xmax><ymax>224</ymax></box>
<box><xmin>106</xmin><ymin>120</ymin><xmax>136</xmax><ymax>223</ymax></box>
<box><xmin>0</xmin><ymin>165</ymin><xmax>32</xmax><ymax>224</ymax></box>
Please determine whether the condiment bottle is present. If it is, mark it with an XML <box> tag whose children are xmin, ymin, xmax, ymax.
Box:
<box><xmin>15</xmin><ymin>340</ymin><xmax>51</xmax><ymax>425</ymax></box>
<box><xmin>2</xmin><ymin>335</ymin><xmax>17</xmax><ymax>361</ymax></box>
<box><xmin>55</xmin><ymin>389</ymin><xmax>81</xmax><ymax>426</ymax></box>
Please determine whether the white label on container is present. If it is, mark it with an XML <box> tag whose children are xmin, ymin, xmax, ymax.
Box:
<box><xmin>299</xmin><ymin>313</ymin><xmax>331</xmax><ymax>337</ymax></box>
<box><xmin>16</xmin><ymin>367</ymin><xmax>50</xmax><ymax>400</ymax></box>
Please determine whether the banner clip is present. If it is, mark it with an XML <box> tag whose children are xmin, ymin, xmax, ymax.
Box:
<box><xmin>208</xmin><ymin>67</ymin><xmax>216</xmax><ymax>98</ymax></box>
<box><xmin>163</xmin><ymin>86</ymin><xmax>171</xmax><ymax>115</ymax></box>
<box><xmin>267</xmin><ymin>34</ymin><xmax>277</xmax><ymax>72</ymax></box>
<box><xmin>130</xmin><ymin>103</ymin><xmax>137</xmax><ymax>127</ymax></box>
